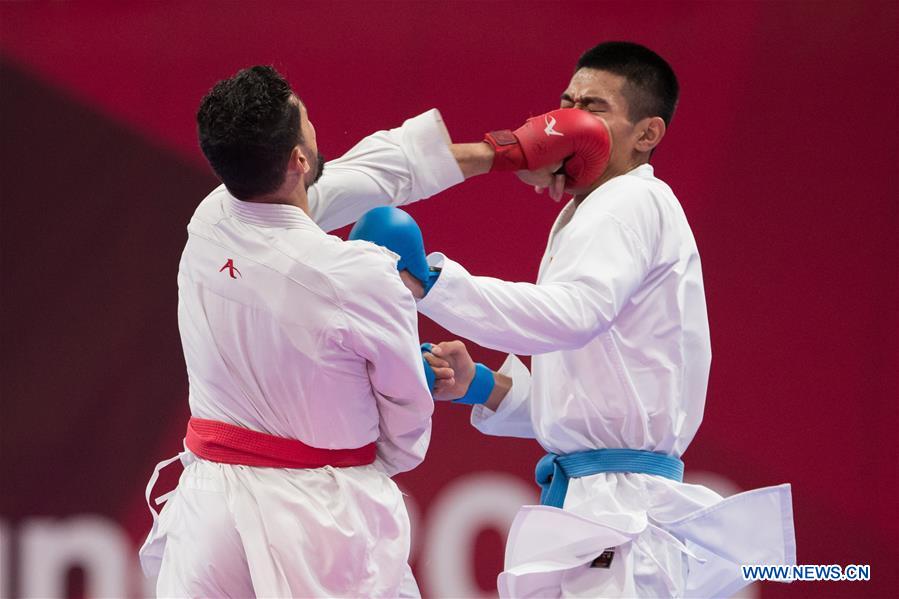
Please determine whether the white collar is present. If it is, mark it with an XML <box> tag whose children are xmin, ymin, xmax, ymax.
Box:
<box><xmin>226</xmin><ymin>195</ymin><xmax>320</xmax><ymax>231</ymax></box>
<box><xmin>627</xmin><ymin>163</ymin><xmax>655</xmax><ymax>180</ymax></box>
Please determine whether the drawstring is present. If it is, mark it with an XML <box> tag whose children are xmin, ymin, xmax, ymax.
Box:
<box><xmin>143</xmin><ymin>446</ymin><xmax>194</xmax><ymax>523</ymax></box>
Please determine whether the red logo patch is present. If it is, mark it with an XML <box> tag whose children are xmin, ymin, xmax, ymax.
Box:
<box><xmin>219</xmin><ymin>259</ymin><xmax>241</xmax><ymax>279</ymax></box>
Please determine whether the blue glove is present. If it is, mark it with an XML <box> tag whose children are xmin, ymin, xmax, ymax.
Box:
<box><xmin>349</xmin><ymin>207</ymin><xmax>440</xmax><ymax>294</ymax></box>
<box><xmin>420</xmin><ymin>343</ymin><xmax>494</xmax><ymax>405</ymax></box>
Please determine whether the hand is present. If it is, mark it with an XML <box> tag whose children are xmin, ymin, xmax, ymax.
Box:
<box><xmin>399</xmin><ymin>269</ymin><xmax>424</xmax><ymax>299</ymax></box>
<box><xmin>428</xmin><ymin>340</ymin><xmax>476</xmax><ymax>401</ymax></box>
<box><xmin>422</xmin><ymin>350</ymin><xmax>455</xmax><ymax>391</ymax></box>
<box><xmin>515</xmin><ymin>162</ymin><xmax>567</xmax><ymax>202</ymax></box>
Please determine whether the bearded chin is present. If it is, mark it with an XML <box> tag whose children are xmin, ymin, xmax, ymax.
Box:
<box><xmin>305</xmin><ymin>152</ymin><xmax>326</xmax><ymax>190</ymax></box>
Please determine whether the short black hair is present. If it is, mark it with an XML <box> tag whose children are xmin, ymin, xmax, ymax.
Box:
<box><xmin>576</xmin><ymin>42</ymin><xmax>679</xmax><ymax>126</ymax></box>
<box><xmin>196</xmin><ymin>65</ymin><xmax>302</xmax><ymax>200</ymax></box>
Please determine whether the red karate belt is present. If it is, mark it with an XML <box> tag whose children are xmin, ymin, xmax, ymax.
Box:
<box><xmin>185</xmin><ymin>417</ymin><xmax>376</xmax><ymax>468</ymax></box>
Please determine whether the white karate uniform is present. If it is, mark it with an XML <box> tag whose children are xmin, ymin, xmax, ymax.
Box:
<box><xmin>418</xmin><ymin>164</ymin><xmax>795</xmax><ymax>598</ymax></box>
<box><xmin>139</xmin><ymin>110</ymin><xmax>464</xmax><ymax>597</ymax></box>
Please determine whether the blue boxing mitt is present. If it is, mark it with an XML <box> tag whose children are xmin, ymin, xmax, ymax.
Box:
<box><xmin>349</xmin><ymin>207</ymin><xmax>440</xmax><ymax>294</ymax></box>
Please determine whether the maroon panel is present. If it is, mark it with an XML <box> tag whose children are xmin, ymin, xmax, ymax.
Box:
<box><xmin>0</xmin><ymin>60</ymin><xmax>212</xmax><ymax>517</ymax></box>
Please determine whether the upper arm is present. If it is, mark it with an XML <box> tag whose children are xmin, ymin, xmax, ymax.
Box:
<box><xmin>335</xmin><ymin>245</ymin><xmax>432</xmax><ymax>403</ymax></box>
<box><xmin>307</xmin><ymin>109</ymin><xmax>464</xmax><ymax>232</ymax></box>
<box><xmin>415</xmin><ymin>184</ymin><xmax>660</xmax><ymax>355</ymax></box>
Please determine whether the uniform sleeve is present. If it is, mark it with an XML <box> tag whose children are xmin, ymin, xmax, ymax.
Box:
<box><xmin>339</xmin><ymin>246</ymin><xmax>435</xmax><ymax>476</ymax></box>
<box><xmin>417</xmin><ymin>202</ymin><xmax>654</xmax><ymax>355</ymax></box>
<box><xmin>470</xmin><ymin>353</ymin><xmax>537</xmax><ymax>438</ymax></box>
<box><xmin>308</xmin><ymin>109</ymin><xmax>464</xmax><ymax>232</ymax></box>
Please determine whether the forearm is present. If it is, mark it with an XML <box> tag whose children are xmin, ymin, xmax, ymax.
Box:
<box><xmin>419</xmin><ymin>258</ymin><xmax>608</xmax><ymax>355</ymax></box>
<box><xmin>309</xmin><ymin>109</ymin><xmax>464</xmax><ymax>231</ymax></box>
<box><xmin>484</xmin><ymin>371</ymin><xmax>512</xmax><ymax>411</ymax></box>
<box><xmin>451</xmin><ymin>142</ymin><xmax>494</xmax><ymax>179</ymax></box>
<box><xmin>419</xmin><ymin>214</ymin><xmax>647</xmax><ymax>355</ymax></box>
<box><xmin>470</xmin><ymin>354</ymin><xmax>535</xmax><ymax>439</ymax></box>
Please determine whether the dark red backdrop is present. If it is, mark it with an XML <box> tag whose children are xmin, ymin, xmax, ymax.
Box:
<box><xmin>1</xmin><ymin>2</ymin><xmax>896</xmax><ymax>597</ymax></box>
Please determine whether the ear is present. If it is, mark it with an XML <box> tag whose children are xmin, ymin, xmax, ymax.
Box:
<box><xmin>635</xmin><ymin>116</ymin><xmax>666</xmax><ymax>153</ymax></box>
<box><xmin>289</xmin><ymin>146</ymin><xmax>311</xmax><ymax>174</ymax></box>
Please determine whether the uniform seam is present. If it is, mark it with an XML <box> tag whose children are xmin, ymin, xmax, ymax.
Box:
<box><xmin>188</xmin><ymin>228</ymin><xmax>345</xmax><ymax>310</ymax></box>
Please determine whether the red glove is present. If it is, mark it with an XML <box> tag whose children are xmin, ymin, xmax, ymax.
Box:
<box><xmin>485</xmin><ymin>108</ymin><xmax>612</xmax><ymax>190</ymax></box>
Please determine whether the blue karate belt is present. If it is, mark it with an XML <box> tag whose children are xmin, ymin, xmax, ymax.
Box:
<box><xmin>536</xmin><ymin>448</ymin><xmax>685</xmax><ymax>508</ymax></box>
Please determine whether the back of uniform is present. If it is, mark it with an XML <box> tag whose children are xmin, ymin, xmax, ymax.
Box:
<box><xmin>140</xmin><ymin>109</ymin><xmax>465</xmax><ymax>597</ymax></box>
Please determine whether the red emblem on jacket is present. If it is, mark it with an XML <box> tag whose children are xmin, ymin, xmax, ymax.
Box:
<box><xmin>219</xmin><ymin>259</ymin><xmax>241</xmax><ymax>279</ymax></box>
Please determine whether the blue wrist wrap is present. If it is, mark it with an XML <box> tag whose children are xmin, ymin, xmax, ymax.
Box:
<box><xmin>453</xmin><ymin>363</ymin><xmax>495</xmax><ymax>405</ymax></box>
<box><xmin>423</xmin><ymin>268</ymin><xmax>441</xmax><ymax>295</ymax></box>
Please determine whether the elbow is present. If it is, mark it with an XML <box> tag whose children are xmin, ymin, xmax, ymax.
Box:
<box><xmin>557</xmin><ymin>323</ymin><xmax>606</xmax><ymax>352</ymax></box>
<box><xmin>558</xmin><ymin>300</ymin><xmax>612</xmax><ymax>350</ymax></box>
<box><xmin>551</xmin><ymin>281</ymin><xmax>616</xmax><ymax>350</ymax></box>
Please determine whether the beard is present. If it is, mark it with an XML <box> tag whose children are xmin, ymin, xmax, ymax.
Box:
<box><xmin>305</xmin><ymin>151</ymin><xmax>326</xmax><ymax>190</ymax></box>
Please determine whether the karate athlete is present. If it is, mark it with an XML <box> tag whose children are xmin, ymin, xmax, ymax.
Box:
<box><xmin>137</xmin><ymin>65</ymin><xmax>578</xmax><ymax>597</ymax></box>
<box><xmin>353</xmin><ymin>42</ymin><xmax>796</xmax><ymax>598</ymax></box>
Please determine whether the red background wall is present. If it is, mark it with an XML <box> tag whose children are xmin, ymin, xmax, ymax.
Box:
<box><xmin>1</xmin><ymin>2</ymin><xmax>896</xmax><ymax>597</ymax></box>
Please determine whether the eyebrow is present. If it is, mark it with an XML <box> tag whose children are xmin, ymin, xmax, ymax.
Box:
<box><xmin>560</xmin><ymin>93</ymin><xmax>610</xmax><ymax>106</ymax></box>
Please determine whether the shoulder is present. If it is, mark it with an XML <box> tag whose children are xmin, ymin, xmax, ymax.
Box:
<box><xmin>580</xmin><ymin>168</ymin><xmax>664</xmax><ymax>224</ymax></box>
<box><xmin>190</xmin><ymin>184</ymin><xmax>230</xmax><ymax>224</ymax></box>
<box><xmin>579</xmin><ymin>165</ymin><xmax>688</xmax><ymax>234</ymax></box>
<box><xmin>570</xmin><ymin>167</ymin><xmax>681</xmax><ymax>262</ymax></box>
<box><xmin>322</xmin><ymin>238</ymin><xmax>411</xmax><ymax>306</ymax></box>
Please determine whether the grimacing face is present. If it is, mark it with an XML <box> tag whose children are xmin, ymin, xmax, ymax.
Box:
<box><xmin>560</xmin><ymin>68</ymin><xmax>648</xmax><ymax>178</ymax></box>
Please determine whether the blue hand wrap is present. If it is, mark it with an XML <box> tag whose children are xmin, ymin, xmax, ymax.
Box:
<box><xmin>420</xmin><ymin>343</ymin><xmax>493</xmax><ymax>404</ymax></box>
<box><xmin>424</xmin><ymin>268</ymin><xmax>441</xmax><ymax>294</ymax></box>
<box><xmin>452</xmin><ymin>363</ymin><xmax>495</xmax><ymax>405</ymax></box>
<box><xmin>420</xmin><ymin>343</ymin><xmax>435</xmax><ymax>393</ymax></box>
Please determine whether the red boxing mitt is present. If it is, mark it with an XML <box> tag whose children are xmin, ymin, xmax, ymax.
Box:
<box><xmin>485</xmin><ymin>108</ymin><xmax>612</xmax><ymax>190</ymax></box>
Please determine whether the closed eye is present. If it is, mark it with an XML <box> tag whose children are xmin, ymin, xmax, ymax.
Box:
<box><xmin>560</xmin><ymin>93</ymin><xmax>610</xmax><ymax>112</ymax></box>
<box><xmin>584</xmin><ymin>99</ymin><xmax>610</xmax><ymax>112</ymax></box>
